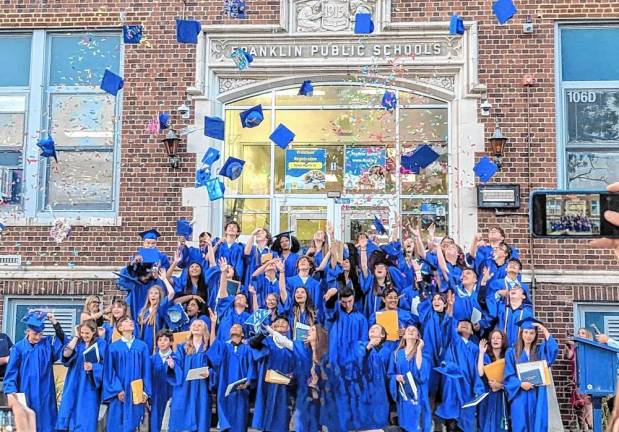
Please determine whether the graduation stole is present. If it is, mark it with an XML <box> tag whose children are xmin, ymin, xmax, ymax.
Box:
<box><xmin>503</xmin><ymin>307</ymin><xmax>525</xmax><ymax>335</ymax></box>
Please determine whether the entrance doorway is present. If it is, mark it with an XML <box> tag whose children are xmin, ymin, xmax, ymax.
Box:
<box><xmin>273</xmin><ymin>197</ymin><xmax>333</xmax><ymax>248</ymax></box>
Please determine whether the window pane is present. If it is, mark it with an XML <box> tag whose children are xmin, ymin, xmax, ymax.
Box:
<box><xmin>0</xmin><ymin>36</ymin><xmax>31</xmax><ymax>87</ymax></box>
<box><xmin>399</xmin><ymin>108</ymin><xmax>448</xmax><ymax>143</ymax></box>
<box><xmin>398</xmin><ymin>91</ymin><xmax>445</xmax><ymax>106</ymax></box>
<box><xmin>565</xmin><ymin>89</ymin><xmax>619</xmax><ymax>147</ymax></box>
<box><xmin>275</xmin><ymin>85</ymin><xmax>384</xmax><ymax>106</ymax></box>
<box><xmin>562</xmin><ymin>28</ymin><xmax>619</xmax><ymax>81</ymax></box>
<box><xmin>401</xmin><ymin>142</ymin><xmax>448</xmax><ymax>195</ymax></box>
<box><xmin>50</xmin><ymin>94</ymin><xmax>115</xmax><ymax>148</ymax></box>
<box><xmin>567</xmin><ymin>151</ymin><xmax>619</xmax><ymax>190</ymax></box>
<box><xmin>227</xmin><ymin>92</ymin><xmax>272</xmax><ymax>107</ymax></box>
<box><xmin>401</xmin><ymin>198</ymin><xmax>449</xmax><ymax>237</ymax></box>
<box><xmin>46</xmin><ymin>150</ymin><xmax>113</xmax><ymax>209</ymax></box>
<box><xmin>49</xmin><ymin>34</ymin><xmax>121</xmax><ymax>86</ymax></box>
<box><xmin>224</xmin><ymin>198</ymin><xmax>270</xmax><ymax>233</ymax></box>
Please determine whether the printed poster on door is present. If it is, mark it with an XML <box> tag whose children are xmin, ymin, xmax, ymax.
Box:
<box><xmin>284</xmin><ymin>149</ymin><xmax>326</xmax><ymax>190</ymax></box>
<box><xmin>344</xmin><ymin>147</ymin><xmax>386</xmax><ymax>191</ymax></box>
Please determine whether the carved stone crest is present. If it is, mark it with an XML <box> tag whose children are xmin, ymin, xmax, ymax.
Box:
<box><xmin>295</xmin><ymin>0</ymin><xmax>377</xmax><ymax>33</ymax></box>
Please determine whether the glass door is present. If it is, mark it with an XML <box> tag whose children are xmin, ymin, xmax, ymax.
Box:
<box><xmin>273</xmin><ymin>197</ymin><xmax>333</xmax><ymax>249</ymax></box>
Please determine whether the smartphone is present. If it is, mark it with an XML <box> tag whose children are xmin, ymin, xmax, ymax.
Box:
<box><xmin>590</xmin><ymin>323</ymin><xmax>601</xmax><ymax>335</ymax></box>
<box><xmin>530</xmin><ymin>190</ymin><xmax>619</xmax><ymax>238</ymax></box>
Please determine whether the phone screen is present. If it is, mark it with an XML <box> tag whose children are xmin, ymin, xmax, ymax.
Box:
<box><xmin>531</xmin><ymin>190</ymin><xmax>619</xmax><ymax>238</ymax></box>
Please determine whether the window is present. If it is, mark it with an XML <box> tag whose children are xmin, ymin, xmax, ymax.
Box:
<box><xmin>558</xmin><ymin>26</ymin><xmax>619</xmax><ymax>190</ymax></box>
<box><xmin>0</xmin><ymin>31</ymin><xmax>122</xmax><ymax>220</ymax></box>
<box><xmin>575</xmin><ymin>303</ymin><xmax>619</xmax><ymax>340</ymax></box>
<box><xmin>2</xmin><ymin>296</ymin><xmax>84</xmax><ymax>341</ymax></box>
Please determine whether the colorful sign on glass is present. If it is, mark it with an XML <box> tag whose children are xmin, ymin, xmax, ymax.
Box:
<box><xmin>284</xmin><ymin>149</ymin><xmax>326</xmax><ymax>190</ymax></box>
<box><xmin>344</xmin><ymin>147</ymin><xmax>386</xmax><ymax>191</ymax></box>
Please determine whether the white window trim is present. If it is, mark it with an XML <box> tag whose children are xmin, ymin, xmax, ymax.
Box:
<box><xmin>574</xmin><ymin>302</ymin><xmax>619</xmax><ymax>335</ymax></box>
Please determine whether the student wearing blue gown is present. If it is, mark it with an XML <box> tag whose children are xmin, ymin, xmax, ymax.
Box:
<box><xmin>214</xmin><ymin>221</ymin><xmax>245</xmax><ymax>282</ymax></box>
<box><xmin>102</xmin><ymin>317</ymin><xmax>152</xmax><ymax>432</ymax></box>
<box><xmin>116</xmin><ymin>261</ymin><xmax>166</xmax><ymax>327</ymax></box>
<box><xmin>466</xmin><ymin>228</ymin><xmax>520</xmax><ymax>275</ymax></box>
<box><xmin>436</xmin><ymin>240</ymin><xmax>466</xmax><ymax>293</ymax></box>
<box><xmin>175</xmin><ymin>296</ymin><xmax>212</xmax><ymax>332</ymax></box>
<box><xmin>209</xmin><ymin>323</ymin><xmax>254</xmax><ymax>432</ymax></box>
<box><xmin>477</xmin><ymin>329</ymin><xmax>510</xmax><ymax>432</ymax></box>
<box><xmin>485</xmin><ymin>258</ymin><xmax>528</xmax><ymax>314</ymax></box>
<box><xmin>167</xmin><ymin>318</ymin><xmax>216</xmax><ymax>432</ymax></box>
<box><xmin>249</xmin><ymin>317</ymin><xmax>296</xmax><ymax>432</ymax></box>
<box><xmin>136</xmin><ymin>273</ymin><xmax>175</xmax><ymax>354</ymax></box>
<box><xmin>356</xmin><ymin>324</ymin><xmax>392</xmax><ymax>430</ymax></box>
<box><xmin>243</xmin><ymin>227</ymin><xmax>273</xmax><ymax>287</ymax></box>
<box><xmin>477</xmin><ymin>242</ymin><xmax>511</xmax><ymax>310</ymax></box>
<box><xmin>250</xmin><ymin>257</ymin><xmax>286</xmax><ymax>309</ymax></box>
<box><xmin>280</xmin><ymin>285</ymin><xmax>322</xmax><ymax>328</ymax></box>
<box><xmin>504</xmin><ymin>317</ymin><xmax>559</xmax><ymax>432</ymax></box>
<box><xmin>494</xmin><ymin>284</ymin><xmax>534</xmax><ymax>347</ymax></box>
<box><xmin>137</xmin><ymin>228</ymin><xmax>171</xmax><ymax>270</ymax></box>
<box><xmin>56</xmin><ymin>320</ymin><xmax>106</xmax><ymax>432</ymax></box>
<box><xmin>359</xmin><ymin>258</ymin><xmax>393</xmax><ymax>318</ymax></box>
<box><xmin>305</xmin><ymin>229</ymin><xmax>331</xmax><ymax>292</ymax></box>
<box><xmin>271</xmin><ymin>231</ymin><xmax>301</xmax><ymax>278</ymax></box>
<box><xmin>388</xmin><ymin>325</ymin><xmax>431</xmax><ymax>432</ymax></box>
<box><xmin>382</xmin><ymin>237</ymin><xmax>417</xmax><ymax>288</ymax></box>
<box><xmin>216</xmin><ymin>257</ymin><xmax>252</xmax><ymax>340</ymax></box>
<box><xmin>323</xmin><ymin>286</ymin><xmax>368</xmax><ymax>431</ymax></box>
<box><xmin>4</xmin><ymin>311</ymin><xmax>66</xmax><ymax>432</ymax></box>
<box><xmin>168</xmin><ymin>245</ymin><xmax>214</xmax><ymax>301</ymax></box>
<box><xmin>286</xmin><ymin>256</ymin><xmax>324</xmax><ymax>314</ymax></box>
<box><xmin>150</xmin><ymin>330</ymin><xmax>174</xmax><ymax>432</ymax></box>
<box><xmin>102</xmin><ymin>298</ymin><xmax>130</xmax><ymax>344</ymax></box>
<box><xmin>369</xmin><ymin>288</ymin><xmax>418</xmax><ymax>351</ymax></box>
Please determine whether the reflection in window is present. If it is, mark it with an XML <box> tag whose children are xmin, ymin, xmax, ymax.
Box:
<box><xmin>224</xmin><ymin>198</ymin><xmax>270</xmax><ymax>233</ymax></box>
<box><xmin>401</xmin><ymin>198</ymin><xmax>448</xmax><ymax>238</ymax></box>
<box><xmin>50</xmin><ymin>94</ymin><xmax>115</xmax><ymax>147</ymax></box>
<box><xmin>567</xmin><ymin>151</ymin><xmax>619</xmax><ymax>189</ymax></box>
<box><xmin>0</xmin><ymin>35</ymin><xmax>31</xmax><ymax>87</ymax></box>
<box><xmin>0</xmin><ymin>95</ymin><xmax>27</xmax><ymax>210</ymax></box>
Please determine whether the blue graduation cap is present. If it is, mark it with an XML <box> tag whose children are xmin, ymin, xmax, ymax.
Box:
<box><xmin>159</xmin><ymin>112</ymin><xmax>171</xmax><ymax>130</ymax></box>
<box><xmin>139</xmin><ymin>228</ymin><xmax>161</xmax><ymax>240</ymax></box>
<box><xmin>381</xmin><ymin>90</ymin><xmax>397</xmax><ymax>111</ymax></box>
<box><xmin>354</xmin><ymin>13</ymin><xmax>374</xmax><ymax>34</ymax></box>
<box><xmin>231</xmin><ymin>48</ymin><xmax>254</xmax><ymax>70</ymax></box>
<box><xmin>219</xmin><ymin>157</ymin><xmax>245</xmax><ymax>180</ymax></box>
<box><xmin>176</xmin><ymin>219</ymin><xmax>193</xmax><ymax>239</ymax></box>
<box><xmin>373</xmin><ymin>216</ymin><xmax>388</xmax><ymax>235</ymax></box>
<box><xmin>100</xmin><ymin>69</ymin><xmax>124</xmax><ymax>96</ymax></box>
<box><xmin>21</xmin><ymin>310</ymin><xmax>47</xmax><ymax>333</ymax></box>
<box><xmin>516</xmin><ymin>316</ymin><xmax>543</xmax><ymax>330</ymax></box>
<box><xmin>298</xmin><ymin>80</ymin><xmax>313</xmax><ymax>96</ymax></box>
<box><xmin>239</xmin><ymin>105</ymin><xmax>264</xmax><ymax>128</ymax></box>
<box><xmin>176</xmin><ymin>18</ymin><xmax>202</xmax><ymax>44</ymax></box>
<box><xmin>123</xmin><ymin>25</ymin><xmax>143</xmax><ymax>44</ymax></box>
<box><xmin>37</xmin><ymin>135</ymin><xmax>58</xmax><ymax>162</ymax></box>
<box><xmin>195</xmin><ymin>167</ymin><xmax>211</xmax><ymax>187</ymax></box>
<box><xmin>204</xmin><ymin>116</ymin><xmax>225</xmax><ymax>140</ymax></box>
<box><xmin>434</xmin><ymin>361</ymin><xmax>464</xmax><ymax>379</ymax></box>
<box><xmin>113</xmin><ymin>270</ymin><xmax>141</xmax><ymax>286</ymax></box>
<box><xmin>269</xmin><ymin>124</ymin><xmax>295</xmax><ymax>149</ymax></box>
<box><xmin>245</xmin><ymin>308</ymin><xmax>270</xmax><ymax>333</ymax></box>
<box><xmin>401</xmin><ymin>144</ymin><xmax>439</xmax><ymax>174</ymax></box>
<box><xmin>138</xmin><ymin>247</ymin><xmax>162</xmax><ymax>265</ymax></box>
<box><xmin>164</xmin><ymin>303</ymin><xmax>190</xmax><ymax>331</ymax></box>
<box><xmin>473</xmin><ymin>156</ymin><xmax>498</xmax><ymax>183</ymax></box>
<box><xmin>492</xmin><ymin>0</ymin><xmax>517</xmax><ymax>24</ymax></box>
<box><xmin>201</xmin><ymin>147</ymin><xmax>221</xmax><ymax>166</ymax></box>
<box><xmin>449</xmin><ymin>14</ymin><xmax>465</xmax><ymax>35</ymax></box>
<box><xmin>206</xmin><ymin>178</ymin><xmax>225</xmax><ymax>201</ymax></box>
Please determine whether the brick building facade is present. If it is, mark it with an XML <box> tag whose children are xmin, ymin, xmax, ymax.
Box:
<box><xmin>1</xmin><ymin>0</ymin><xmax>619</xmax><ymax>428</ymax></box>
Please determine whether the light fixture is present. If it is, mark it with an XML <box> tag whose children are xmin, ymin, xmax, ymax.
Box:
<box><xmin>162</xmin><ymin>129</ymin><xmax>181</xmax><ymax>169</ymax></box>
<box><xmin>489</xmin><ymin>126</ymin><xmax>508</xmax><ymax>169</ymax></box>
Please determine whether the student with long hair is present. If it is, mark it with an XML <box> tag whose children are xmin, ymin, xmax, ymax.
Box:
<box><xmin>168</xmin><ymin>238</ymin><xmax>217</xmax><ymax>308</ymax></box>
<box><xmin>250</xmin><ymin>258</ymin><xmax>286</xmax><ymax>309</ymax></box>
<box><xmin>287</xmin><ymin>255</ymin><xmax>323</xmax><ymax>313</ymax></box>
<box><xmin>243</xmin><ymin>227</ymin><xmax>273</xmax><ymax>287</ymax></box>
<box><xmin>360</xmin><ymin>257</ymin><xmax>394</xmax><ymax>318</ymax></box>
<box><xmin>56</xmin><ymin>320</ymin><xmax>107</xmax><ymax>432</ymax></box>
<box><xmin>137</xmin><ymin>269</ymin><xmax>175</xmax><ymax>354</ymax></box>
<box><xmin>281</xmin><ymin>285</ymin><xmax>320</xmax><ymax>328</ymax></box>
<box><xmin>504</xmin><ymin>317</ymin><xmax>559</xmax><ymax>432</ymax></box>
<box><xmin>478</xmin><ymin>329</ymin><xmax>510</xmax><ymax>432</ymax></box>
<box><xmin>389</xmin><ymin>325</ymin><xmax>429</xmax><ymax>432</ymax></box>
<box><xmin>80</xmin><ymin>295</ymin><xmax>105</xmax><ymax>326</ymax></box>
<box><xmin>271</xmin><ymin>231</ymin><xmax>301</xmax><ymax>277</ymax></box>
<box><xmin>306</xmin><ymin>229</ymin><xmax>331</xmax><ymax>291</ymax></box>
<box><xmin>102</xmin><ymin>298</ymin><xmax>130</xmax><ymax>344</ymax></box>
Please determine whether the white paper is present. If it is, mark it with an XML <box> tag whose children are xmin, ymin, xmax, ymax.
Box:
<box><xmin>471</xmin><ymin>307</ymin><xmax>482</xmax><ymax>325</ymax></box>
<box><xmin>462</xmin><ymin>392</ymin><xmax>489</xmax><ymax>408</ymax></box>
<box><xmin>225</xmin><ymin>377</ymin><xmax>248</xmax><ymax>397</ymax></box>
<box><xmin>410</xmin><ymin>296</ymin><xmax>421</xmax><ymax>316</ymax></box>
<box><xmin>186</xmin><ymin>366</ymin><xmax>210</xmax><ymax>381</ymax></box>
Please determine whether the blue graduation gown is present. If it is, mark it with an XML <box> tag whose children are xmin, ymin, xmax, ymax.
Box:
<box><xmin>382</xmin><ymin>241</ymin><xmax>416</xmax><ymax>287</ymax></box>
<box><xmin>138</xmin><ymin>297</ymin><xmax>171</xmax><ymax>354</ymax></box>
<box><xmin>504</xmin><ymin>336</ymin><xmax>559</xmax><ymax>432</ymax></box>
<box><xmin>244</xmin><ymin>245</ymin><xmax>272</xmax><ymax>287</ymax></box>
<box><xmin>102</xmin><ymin>338</ymin><xmax>152</xmax><ymax>432</ymax></box>
<box><xmin>388</xmin><ymin>349</ymin><xmax>431</xmax><ymax>432</ymax></box>
<box><xmin>215</xmin><ymin>296</ymin><xmax>252</xmax><ymax>340</ymax></box>
<box><xmin>496</xmin><ymin>302</ymin><xmax>534</xmax><ymax>347</ymax></box>
<box><xmin>418</xmin><ymin>299</ymin><xmax>451</xmax><ymax>397</ymax></box>
<box><xmin>167</xmin><ymin>343</ymin><xmax>213</xmax><ymax>432</ymax></box>
<box><xmin>216</xmin><ymin>241</ymin><xmax>245</xmax><ymax>280</ymax></box>
<box><xmin>435</xmin><ymin>328</ymin><xmax>486</xmax><ymax>432</ymax></box>
<box><xmin>356</xmin><ymin>342</ymin><xmax>392</xmax><ymax>430</ymax></box>
<box><xmin>150</xmin><ymin>351</ymin><xmax>173</xmax><ymax>432</ymax></box>
<box><xmin>208</xmin><ymin>340</ymin><xmax>254</xmax><ymax>432</ymax></box>
<box><xmin>275</xmin><ymin>251</ymin><xmax>300</xmax><ymax>278</ymax></box>
<box><xmin>286</xmin><ymin>275</ymin><xmax>323</xmax><ymax>313</ymax></box>
<box><xmin>117</xmin><ymin>268</ymin><xmax>165</xmax><ymax>326</ymax></box>
<box><xmin>292</xmin><ymin>341</ymin><xmax>324</xmax><ymax>432</ymax></box>
<box><xmin>251</xmin><ymin>337</ymin><xmax>295</xmax><ymax>432</ymax></box>
<box><xmin>369</xmin><ymin>307</ymin><xmax>418</xmax><ymax>351</ymax></box>
<box><xmin>479</xmin><ymin>353</ymin><xmax>509</xmax><ymax>432</ymax></box>
<box><xmin>56</xmin><ymin>339</ymin><xmax>107</xmax><ymax>432</ymax></box>
<box><xmin>252</xmin><ymin>274</ymin><xmax>281</xmax><ymax>309</ymax></box>
<box><xmin>3</xmin><ymin>335</ymin><xmax>65</xmax><ymax>432</ymax></box>
<box><xmin>359</xmin><ymin>273</ymin><xmax>385</xmax><ymax>318</ymax></box>
<box><xmin>280</xmin><ymin>297</ymin><xmax>323</xmax><ymax>327</ymax></box>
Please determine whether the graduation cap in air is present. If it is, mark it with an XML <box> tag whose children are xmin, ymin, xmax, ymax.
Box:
<box><xmin>164</xmin><ymin>303</ymin><xmax>190</xmax><ymax>331</ymax></box>
<box><xmin>201</xmin><ymin>148</ymin><xmax>220</xmax><ymax>166</ymax></box>
<box><xmin>473</xmin><ymin>156</ymin><xmax>498</xmax><ymax>183</ymax></box>
<box><xmin>516</xmin><ymin>316</ymin><xmax>543</xmax><ymax>330</ymax></box>
<box><xmin>239</xmin><ymin>105</ymin><xmax>264</xmax><ymax>128</ymax></box>
<box><xmin>123</xmin><ymin>25</ymin><xmax>143</xmax><ymax>44</ymax></box>
<box><xmin>269</xmin><ymin>124</ymin><xmax>295</xmax><ymax>149</ymax></box>
<box><xmin>195</xmin><ymin>167</ymin><xmax>211</xmax><ymax>187</ymax></box>
<box><xmin>176</xmin><ymin>18</ymin><xmax>202</xmax><ymax>44</ymax></box>
<box><xmin>434</xmin><ymin>361</ymin><xmax>464</xmax><ymax>379</ymax></box>
<box><xmin>100</xmin><ymin>70</ymin><xmax>124</xmax><ymax>96</ymax></box>
<box><xmin>373</xmin><ymin>216</ymin><xmax>388</xmax><ymax>235</ymax></box>
<box><xmin>138</xmin><ymin>247</ymin><xmax>162</xmax><ymax>265</ymax></box>
<box><xmin>354</xmin><ymin>13</ymin><xmax>374</xmax><ymax>34</ymax></box>
<box><xmin>298</xmin><ymin>80</ymin><xmax>313</xmax><ymax>96</ymax></box>
<box><xmin>176</xmin><ymin>219</ymin><xmax>193</xmax><ymax>240</ymax></box>
<box><xmin>21</xmin><ymin>310</ymin><xmax>47</xmax><ymax>333</ymax></box>
<box><xmin>492</xmin><ymin>0</ymin><xmax>517</xmax><ymax>25</ymax></box>
<box><xmin>381</xmin><ymin>90</ymin><xmax>397</xmax><ymax>111</ymax></box>
<box><xmin>206</xmin><ymin>178</ymin><xmax>225</xmax><ymax>201</ymax></box>
<box><xmin>158</xmin><ymin>113</ymin><xmax>171</xmax><ymax>130</ymax></box>
<box><xmin>139</xmin><ymin>228</ymin><xmax>161</xmax><ymax>240</ymax></box>
<box><xmin>113</xmin><ymin>270</ymin><xmax>142</xmax><ymax>287</ymax></box>
<box><xmin>231</xmin><ymin>48</ymin><xmax>254</xmax><ymax>71</ymax></box>
<box><xmin>37</xmin><ymin>135</ymin><xmax>57</xmax><ymax>162</ymax></box>
<box><xmin>204</xmin><ymin>116</ymin><xmax>225</xmax><ymax>140</ymax></box>
<box><xmin>449</xmin><ymin>14</ymin><xmax>465</xmax><ymax>35</ymax></box>
<box><xmin>244</xmin><ymin>308</ymin><xmax>270</xmax><ymax>333</ymax></box>
<box><xmin>401</xmin><ymin>144</ymin><xmax>439</xmax><ymax>174</ymax></box>
<box><xmin>219</xmin><ymin>157</ymin><xmax>245</xmax><ymax>180</ymax></box>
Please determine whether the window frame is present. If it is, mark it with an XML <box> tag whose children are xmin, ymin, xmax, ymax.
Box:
<box><xmin>574</xmin><ymin>302</ymin><xmax>619</xmax><ymax>339</ymax></box>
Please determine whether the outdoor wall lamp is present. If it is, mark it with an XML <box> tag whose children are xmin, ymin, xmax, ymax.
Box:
<box><xmin>489</xmin><ymin>126</ymin><xmax>508</xmax><ymax>169</ymax></box>
<box><xmin>162</xmin><ymin>129</ymin><xmax>181</xmax><ymax>169</ymax></box>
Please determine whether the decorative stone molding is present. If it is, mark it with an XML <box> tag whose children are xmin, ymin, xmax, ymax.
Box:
<box><xmin>413</xmin><ymin>75</ymin><xmax>455</xmax><ymax>92</ymax></box>
<box><xmin>292</xmin><ymin>0</ymin><xmax>378</xmax><ymax>33</ymax></box>
<box><xmin>219</xmin><ymin>77</ymin><xmax>258</xmax><ymax>93</ymax></box>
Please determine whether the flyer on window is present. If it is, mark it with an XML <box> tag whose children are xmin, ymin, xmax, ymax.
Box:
<box><xmin>344</xmin><ymin>147</ymin><xmax>386</xmax><ymax>191</ymax></box>
<box><xmin>284</xmin><ymin>149</ymin><xmax>326</xmax><ymax>190</ymax></box>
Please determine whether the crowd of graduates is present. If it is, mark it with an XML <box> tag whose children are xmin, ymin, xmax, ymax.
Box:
<box><xmin>2</xmin><ymin>219</ymin><xmax>564</xmax><ymax>432</ymax></box>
